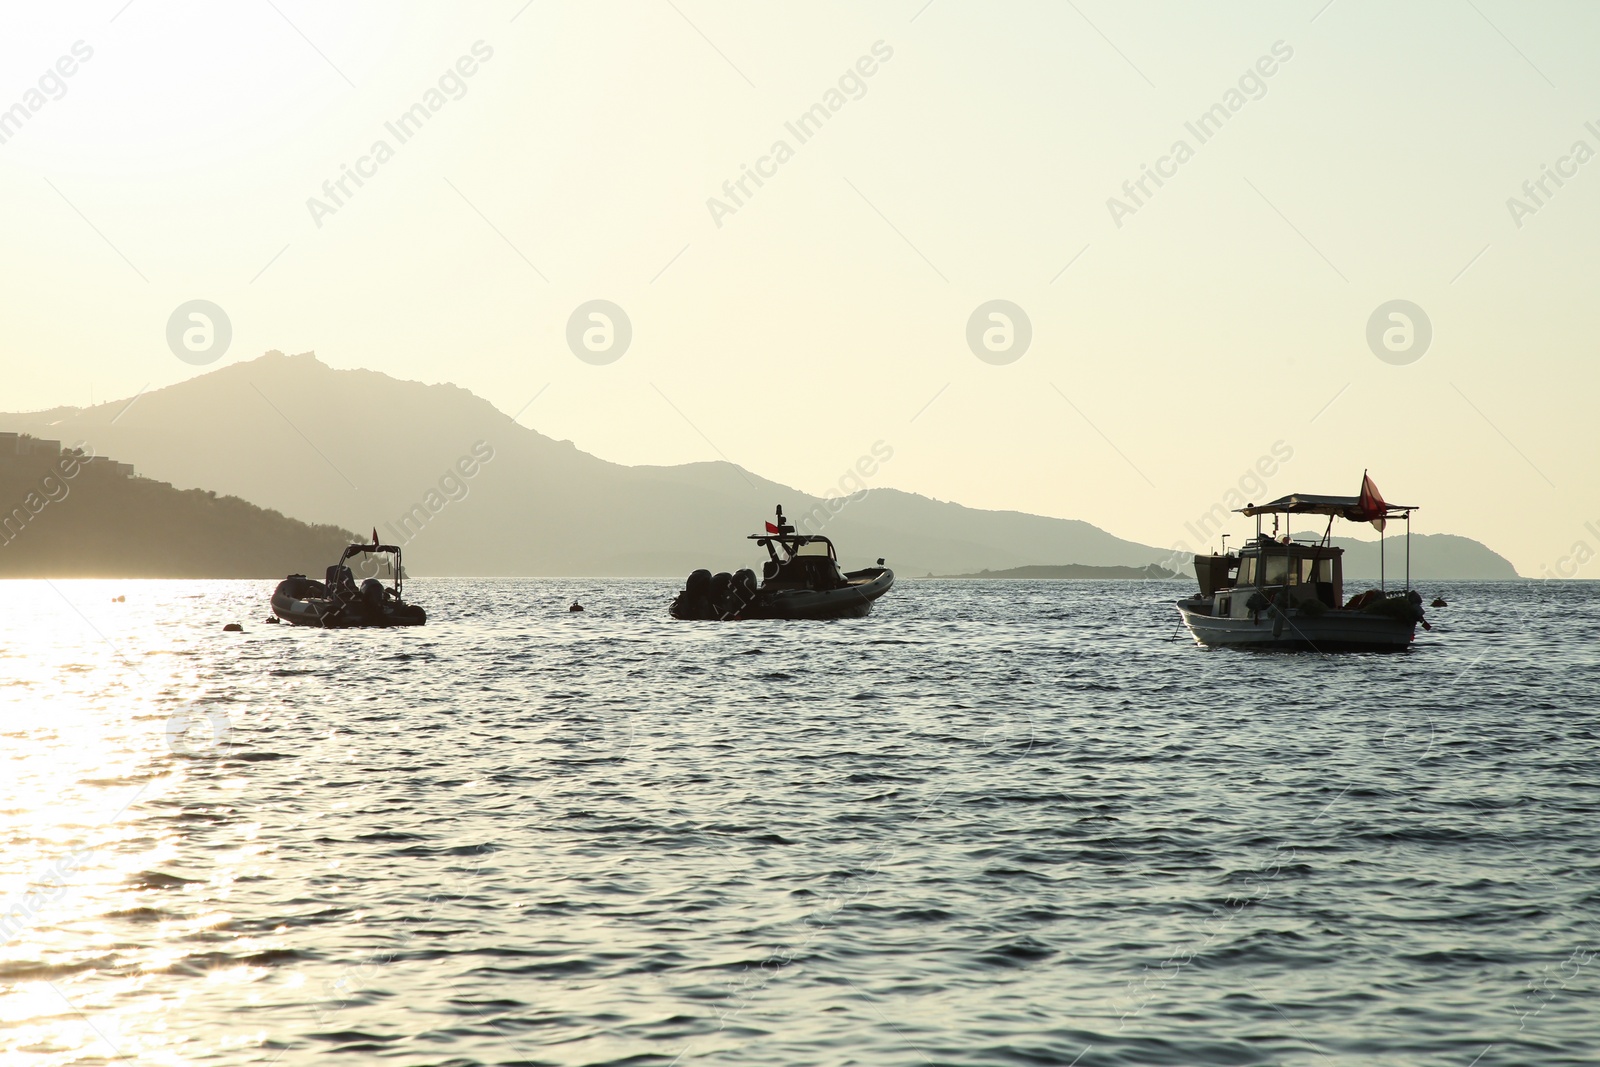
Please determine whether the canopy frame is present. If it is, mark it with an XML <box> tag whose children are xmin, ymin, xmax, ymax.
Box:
<box><xmin>1236</xmin><ymin>494</ymin><xmax>1417</xmax><ymax>520</ymax></box>
<box><xmin>338</xmin><ymin>543</ymin><xmax>405</xmax><ymax>597</ymax></box>
<box><xmin>1237</xmin><ymin>491</ymin><xmax>1417</xmax><ymax>594</ymax></box>
<box><xmin>748</xmin><ymin>506</ymin><xmax>838</xmax><ymax>563</ymax></box>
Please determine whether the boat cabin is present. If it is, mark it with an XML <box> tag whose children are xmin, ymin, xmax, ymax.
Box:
<box><xmin>750</xmin><ymin>507</ymin><xmax>848</xmax><ymax>591</ymax></box>
<box><xmin>1196</xmin><ymin>535</ymin><xmax>1345</xmax><ymax>619</ymax></box>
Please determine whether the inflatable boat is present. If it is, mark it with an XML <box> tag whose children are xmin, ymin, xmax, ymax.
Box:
<box><xmin>670</xmin><ymin>506</ymin><xmax>893</xmax><ymax>620</ymax></box>
<box><xmin>271</xmin><ymin>541</ymin><xmax>426</xmax><ymax>627</ymax></box>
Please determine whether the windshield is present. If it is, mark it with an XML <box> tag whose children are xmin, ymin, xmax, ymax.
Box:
<box><xmin>345</xmin><ymin>551</ymin><xmax>400</xmax><ymax>581</ymax></box>
<box><xmin>1300</xmin><ymin>558</ymin><xmax>1333</xmax><ymax>584</ymax></box>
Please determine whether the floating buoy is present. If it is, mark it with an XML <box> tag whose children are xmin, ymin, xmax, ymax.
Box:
<box><xmin>222</xmin><ymin>623</ymin><xmax>243</xmax><ymax>632</ymax></box>
<box><xmin>1431</xmin><ymin>597</ymin><xmax>1447</xmax><ymax>608</ymax></box>
<box><xmin>569</xmin><ymin>601</ymin><xmax>584</xmax><ymax>612</ymax></box>
<box><xmin>112</xmin><ymin>595</ymin><xmax>125</xmax><ymax>603</ymax></box>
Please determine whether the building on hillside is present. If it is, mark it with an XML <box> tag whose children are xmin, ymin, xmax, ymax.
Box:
<box><xmin>82</xmin><ymin>456</ymin><xmax>135</xmax><ymax>477</ymax></box>
<box><xmin>1</xmin><ymin>434</ymin><xmax>132</xmax><ymax>476</ymax></box>
<box><xmin>0</xmin><ymin>433</ymin><xmax>62</xmax><ymax>457</ymax></box>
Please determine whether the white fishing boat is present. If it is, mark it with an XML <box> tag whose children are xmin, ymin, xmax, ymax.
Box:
<box><xmin>1176</xmin><ymin>473</ymin><xmax>1428</xmax><ymax>651</ymax></box>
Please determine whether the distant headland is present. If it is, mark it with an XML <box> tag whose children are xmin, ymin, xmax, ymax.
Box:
<box><xmin>930</xmin><ymin>564</ymin><xmax>1180</xmax><ymax>580</ymax></box>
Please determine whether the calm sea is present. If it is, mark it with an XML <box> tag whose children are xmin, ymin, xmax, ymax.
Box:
<box><xmin>2</xmin><ymin>577</ymin><xmax>1596</xmax><ymax>1066</ymax></box>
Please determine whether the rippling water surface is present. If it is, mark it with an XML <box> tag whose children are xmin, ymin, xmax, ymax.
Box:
<box><xmin>2</xmin><ymin>577</ymin><xmax>1597</xmax><ymax>1066</ymax></box>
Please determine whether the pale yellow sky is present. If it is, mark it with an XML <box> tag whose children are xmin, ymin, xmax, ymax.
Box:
<box><xmin>3</xmin><ymin>0</ymin><xmax>1597</xmax><ymax>576</ymax></box>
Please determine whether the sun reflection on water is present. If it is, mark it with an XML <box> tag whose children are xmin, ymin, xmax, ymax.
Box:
<box><xmin>2</xmin><ymin>580</ymin><xmax>273</xmax><ymax>1064</ymax></box>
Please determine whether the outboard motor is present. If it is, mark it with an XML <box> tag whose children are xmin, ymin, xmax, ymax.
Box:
<box><xmin>732</xmin><ymin>568</ymin><xmax>759</xmax><ymax>610</ymax></box>
<box><xmin>670</xmin><ymin>568</ymin><xmax>716</xmax><ymax>620</ymax></box>
<box><xmin>710</xmin><ymin>572</ymin><xmax>735</xmax><ymax>618</ymax></box>
<box><xmin>686</xmin><ymin>568</ymin><xmax>712</xmax><ymax>601</ymax></box>
<box><xmin>669</xmin><ymin>567</ymin><xmax>758</xmax><ymax>621</ymax></box>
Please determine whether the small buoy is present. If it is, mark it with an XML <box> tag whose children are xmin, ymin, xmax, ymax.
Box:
<box><xmin>569</xmin><ymin>601</ymin><xmax>584</xmax><ymax>612</ymax></box>
<box><xmin>223</xmin><ymin>623</ymin><xmax>243</xmax><ymax>632</ymax></box>
<box><xmin>112</xmin><ymin>595</ymin><xmax>125</xmax><ymax>603</ymax></box>
<box><xmin>1431</xmin><ymin>597</ymin><xmax>1447</xmax><ymax>608</ymax></box>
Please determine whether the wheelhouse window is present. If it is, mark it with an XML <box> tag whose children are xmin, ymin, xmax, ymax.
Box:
<box><xmin>1238</xmin><ymin>557</ymin><xmax>1257</xmax><ymax>585</ymax></box>
<box><xmin>1299</xmin><ymin>558</ymin><xmax>1333</xmax><ymax>584</ymax></box>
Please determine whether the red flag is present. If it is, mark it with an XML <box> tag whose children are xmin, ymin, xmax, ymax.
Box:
<box><xmin>372</xmin><ymin>527</ymin><xmax>379</xmax><ymax>545</ymax></box>
<box><xmin>765</xmin><ymin>521</ymin><xmax>780</xmax><ymax>534</ymax></box>
<box><xmin>1356</xmin><ymin>471</ymin><xmax>1387</xmax><ymax>531</ymax></box>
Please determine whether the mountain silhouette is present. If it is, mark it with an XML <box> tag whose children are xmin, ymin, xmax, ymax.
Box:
<box><xmin>0</xmin><ymin>352</ymin><xmax>1518</xmax><ymax>578</ymax></box>
<box><xmin>1332</xmin><ymin>534</ymin><xmax>1516</xmax><ymax>582</ymax></box>
<box><xmin>0</xmin><ymin>352</ymin><xmax>1166</xmax><ymax>576</ymax></box>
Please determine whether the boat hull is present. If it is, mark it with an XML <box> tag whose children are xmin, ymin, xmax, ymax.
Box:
<box><xmin>271</xmin><ymin>576</ymin><xmax>426</xmax><ymax>628</ymax></box>
<box><xmin>1176</xmin><ymin>599</ymin><xmax>1414</xmax><ymax>651</ymax></box>
<box><xmin>746</xmin><ymin>566</ymin><xmax>894</xmax><ymax>620</ymax></box>
<box><xmin>672</xmin><ymin>566</ymin><xmax>894</xmax><ymax>621</ymax></box>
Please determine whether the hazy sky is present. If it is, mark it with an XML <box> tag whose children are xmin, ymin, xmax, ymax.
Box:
<box><xmin>3</xmin><ymin>1</ymin><xmax>1597</xmax><ymax>576</ymax></box>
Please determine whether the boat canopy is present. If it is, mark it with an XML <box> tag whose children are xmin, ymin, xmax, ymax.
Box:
<box><xmin>750</xmin><ymin>532</ymin><xmax>838</xmax><ymax>560</ymax></box>
<box><xmin>1236</xmin><ymin>493</ymin><xmax>1416</xmax><ymax>520</ymax></box>
<box><xmin>338</xmin><ymin>542</ymin><xmax>405</xmax><ymax>593</ymax></box>
<box><xmin>341</xmin><ymin>543</ymin><xmax>403</xmax><ymax>560</ymax></box>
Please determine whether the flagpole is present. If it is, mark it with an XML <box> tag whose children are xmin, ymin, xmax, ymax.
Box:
<box><xmin>1405</xmin><ymin>511</ymin><xmax>1411</xmax><ymax>594</ymax></box>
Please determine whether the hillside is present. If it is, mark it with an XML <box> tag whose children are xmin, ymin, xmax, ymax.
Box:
<box><xmin>0</xmin><ymin>440</ymin><xmax>355</xmax><ymax>577</ymax></box>
<box><xmin>1333</xmin><ymin>533</ymin><xmax>1518</xmax><ymax>581</ymax></box>
<box><xmin>0</xmin><ymin>352</ymin><xmax>1165</xmax><ymax>576</ymax></box>
<box><xmin>936</xmin><ymin>564</ymin><xmax>1179</xmax><ymax>580</ymax></box>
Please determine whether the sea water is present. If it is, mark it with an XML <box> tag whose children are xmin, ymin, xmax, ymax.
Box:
<box><xmin>1</xmin><ymin>578</ymin><xmax>1596</xmax><ymax>1066</ymax></box>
